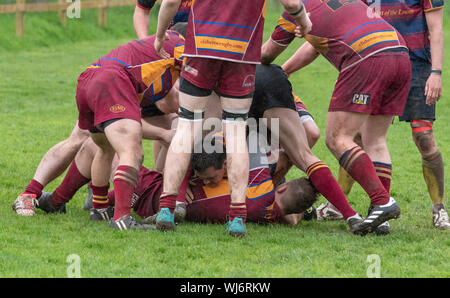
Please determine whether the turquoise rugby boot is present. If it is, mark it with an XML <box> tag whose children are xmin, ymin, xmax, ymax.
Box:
<box><xmin>155</xmin><ymin>207</ymin><xmax>176</xmax><ymax>231</ymax></box>
<box><xmin>226</xmin><ymin>217</ymin><xmax>246</xmax><ymax>237</ymax></box>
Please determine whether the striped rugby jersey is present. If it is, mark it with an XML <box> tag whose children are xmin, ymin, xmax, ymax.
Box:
<box><xmin>88</xmin><ymin>32</ymin><xmax>185</xmax><ymax>107</ymax></box>
<box><xmin>271</xmin><ymin>0</ymin><xmax>408</xmax><ymax>72</ymax></box>
<box><xmin>185</xmin><ymin>135</ymin><xmax>281</xmax><ymax>224</ymax></box>
<box><xmin>363</xmin><ymin>0</ymin><xmax>444</xmax><ymax>62</ymax></box>
<box><xmin>183</xmin><ymin>0</ymin><xmax>267</xmax><ymax>64</ymax></box>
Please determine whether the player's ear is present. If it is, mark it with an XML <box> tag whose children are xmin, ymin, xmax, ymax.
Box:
<box><xmin>222</xmin><ymin>159</ymin><xmax>227</xmax><ymax>169</ymax></box>
<box><xmin>276</xmin><ymin>183</ymin><xmax>288</xmax><ymax>194</ymax></box>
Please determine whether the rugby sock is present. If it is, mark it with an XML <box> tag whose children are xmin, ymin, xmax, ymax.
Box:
<box><xmin>159</xmin><ymin>193</ymin><xmax>177</xmax><ymax>214</ymax></box>
<box><xmin>422</xmin><ymin>151</ymin><xmax>445</xmax><ymax>205</ymax></box>
<box><xmin>337</xmin><ymin>166</ymin><xmax>355</xmax><ymax>196</ymax></box>
<box><xmin>107</xmin><ymin>190</ymin><xmax>115</xmax><ymax>206</ymax></box>
<box><xmin>91</xmin><ymin>183</ymin><xmax>110</xmax><ymax>209</ymax></box>
<box><xmin>113</xmin><ymin>165</ymin><xmax>139</xmax><ymax>220</ymax></box>
<box><xmin>50</xmin><ymin>161</ymin><xmax>91</xmax><ymax>207</ymax></box>
<box><xmin>229</xmin><ymin>202</ymin><xmax>247</xmax><ymax>222</ymax></box>
<box><xmin>306</xmin><ymin>161</ymin><xmax>357</xmax><ymax>219</ymax></box>
<box><xmin>339</xmin><ymin>146</ymin><xmax>389</xmax><ymax>206</ymax></box>
<box><xmin>373</xmin><ymin>162</ymin><xmax>392</xmax><ymax>194</ymax></box>
<box><xmin>23</xmin><ymin>179</ymin><xmax>44</xmax><ymax>199</ymax></box>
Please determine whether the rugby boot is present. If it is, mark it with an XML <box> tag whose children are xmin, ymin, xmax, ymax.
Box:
<box><xmin>316</xmin><ymin>202</ymin><xmax>344</xmax><ymax>221</ymax></box>
<box><xmin>37</xmin><ymin>192</ymin><xmax>66</xmax><ymax>214</ymax></box>
<box><xmin>143</xmin><ymin>203</ymin><xmax>186</xmax><ymax>225</ymax></box>
<box><xmin>346</xmin><ymin>213</ymin><xmax>368</xmax><ymax>236</ymax></box>
<box><xmin>109</xmin><ymin>214</ymin><xmax>155</xmax><ymax>231</ymax></box>
<box><xmin>368</xmin><ymin>205</ymin><xmax>390</xmax><ymax>235</ymax></box>
<box><xmin>12</xmin><ymin>194</ymin><xmax>37</xmax><ymax>216</ymax></box>
<box><xmin>432</xmin><ymin>206</ymin><xmax>450</xmax><ymax>230</ymax></box>
<box><xmin>225</xmin><ymin>217</ymin><xmax>246</xmax><ymax>237</ymax></box>
<box><xmin>174</xmin><ymin>201</ymin><xmax>187</xmax><ymax>223</ymax></box>
<box><xmin>155</xmin><ymin>207</ymin><xmax>176</xmax><ymax>231</ymax></box>
<box><xmin>303</xmin><ymin>206</ymin><xmax>317</xmax><ymax>221</ymax></box>
<box><xmin>90</xmin><ymin>206</ymin><xmax>114</xmax><ymax>221</ymax></box>
<box><xmin>83</xmin><ymin>185</ymin><xmax>93</xmax><ymax>211</ymax></box>
<box><xmin>359</xmin><ymin>197</ymin><xmax>400</xmax><ymax>233</ymax></box>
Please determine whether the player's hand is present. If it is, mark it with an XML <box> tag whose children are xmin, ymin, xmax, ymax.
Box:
<box><xmin>425</xmin><ymin>73</ymin><xmax>442</xmax><ymax>105</ymax></box>
<box><xmin>154</xmin><ymin>32</ymin><xmax>170</xmax><ymax>59</ymax></box>
<box><xmin>294</xmin><ymin>12</ymin><xmax>312</xmax><ymax>38</ymax></box>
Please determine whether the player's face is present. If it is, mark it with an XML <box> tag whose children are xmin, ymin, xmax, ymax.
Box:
<box><xmin>196</xmin><ymin>164</ymin><xmax>226</xmax><ymax>188</ymax></box>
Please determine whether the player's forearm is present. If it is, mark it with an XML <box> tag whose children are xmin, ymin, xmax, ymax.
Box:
<box><xmin>280</xmin><ymin>0</ymin><xmax>308</xmax><ymax>28</ymax></box>
<box><xmin>134</xmin><ymin>6</ymin><xmax>150</xmax><ymax>39</ymax></box>
<box><xmin>156</xmin><ymin>0</ymin><xmax>181</xmax><ymax>39</ymax></box>
<box><xmin>426</xmin><ymin>9</ymin><xmax>444</xmax><ymax>71</ymax></box>
<box><xmin>282</xmin><ymin>42</ymin><xmax>319</xmax><ymax>75</ymax></box>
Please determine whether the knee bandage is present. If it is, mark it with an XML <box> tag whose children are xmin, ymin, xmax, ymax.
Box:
<box><xmin>179</xmin><ymin>106</ymin><xmax>205</xmax><ymax>122</ymax></box>
<box><xmin>222</xmin><ymin>109</ymin><xmax>249</xmax><ymax>122</ymax></box>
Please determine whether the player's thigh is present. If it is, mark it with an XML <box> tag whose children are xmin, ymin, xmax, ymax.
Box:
<box><xmin>104</xmin><ymin>118</ymin><xmax>143</xmax><ymax>155</ymax></box>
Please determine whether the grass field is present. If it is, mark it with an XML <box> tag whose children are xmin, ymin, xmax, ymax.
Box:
<box><xmin>0</xmin><ymin>3</ymin><xmax>449</xmax><ymax>278</ymax></box>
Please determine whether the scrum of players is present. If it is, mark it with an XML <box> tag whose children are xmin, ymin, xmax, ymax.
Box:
<box><xmin>12</xmin><ymin>0</ymin><xmax>449</xmax><ymax>236</ymax></box>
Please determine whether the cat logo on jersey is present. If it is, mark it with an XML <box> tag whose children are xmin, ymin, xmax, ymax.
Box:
<box><xmin>351</xmin><ymin>93</ymin><xmax>371</xmax><ymax>106</ymax></box>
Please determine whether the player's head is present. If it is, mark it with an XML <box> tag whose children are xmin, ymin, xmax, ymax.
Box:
<box><xmin>274</xmin><ymin>177</ymin><xmax>319</xmax><ymax>215</ymax></box>
<box><xmin>191</xmin><ymin>135</ymin><xmax>227</xmax><ymax>187</ymax></box>
<box><xmin>170</xmin><ymin>22</ymin><xmax>188</xmax><ymax>38</ymax></box>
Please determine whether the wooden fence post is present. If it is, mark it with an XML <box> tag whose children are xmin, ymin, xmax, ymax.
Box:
<box><xmin>98</xmin><ymin>0</ymin><xmax>108</xmax><ymax>27</ymax></box>
<box><xmin>58</xmin><ymin>0</ymin><xmax>67</xmax><ymax>26</ymax></box>
<box><xmin>16</xmin><ymin>0</ymin><xmax>26</xmax><ymax>37</ymax></box>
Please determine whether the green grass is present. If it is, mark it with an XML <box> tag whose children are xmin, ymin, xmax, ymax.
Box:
<box><xmin>0</xmin><ymin>3</ymin><xmax>450</xmax><ymax>278</ymax></box>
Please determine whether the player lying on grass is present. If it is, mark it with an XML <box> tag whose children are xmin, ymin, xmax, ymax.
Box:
<box><xmin>261</xmin><ymin>0</ymin><xmax>412</xmax><ymax>235</ymax></box>
<box><xmin>12</xmin><ymin>23</ymin><xmax>186</xmax><ymax>222</ymax></box>
<box><xmin>107</xmin><ymin>134</ymin><xmax>320</xmax><ymax>228</ymax></box>
<box><xmin>32</xmin><ymin>64</ymin><xmax>321</xmax><ymax>223</ymax></box>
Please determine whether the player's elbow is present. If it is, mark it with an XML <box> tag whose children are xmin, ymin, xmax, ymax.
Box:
<box><xmin>281</xmin><ymin>0</ymin><xmax>303</xmax><ymax>13</ymax></box>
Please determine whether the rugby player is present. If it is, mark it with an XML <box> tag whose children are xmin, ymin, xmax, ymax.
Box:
<box><xmin>152</xmin><ymin>0</ymin><xmax>312</xmax><ymax>237</ymax></box>
<box><xmin>11</xmin><ymin>24</ymin><xmax>187</xmax><ymax>219</ymax></box>
<box><xmin>113</xmin><ymin>136</ymin><xmax>320</xmax><ymax>228</ymax></box>
<box><xmin>361</xmin><ymin>0</ymin><xmax>449</xmax><ymax>229</ymax></box>
<box><xmin>261</xmin><ymin>0</ymin><xmax>412</xmax><ymax>234</ymax></box>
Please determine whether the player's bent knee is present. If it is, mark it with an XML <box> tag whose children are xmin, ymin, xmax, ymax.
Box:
<box><xmin>411</xmin><ymin>120</ymin><xmax>437</xmax><ymax>154</ymax></box>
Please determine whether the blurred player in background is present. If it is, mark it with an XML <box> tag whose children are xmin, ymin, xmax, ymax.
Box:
<box><xmin>152</xmin><ymin>0</ymin><xmax>312</xmax><ymax>237</ymax></box>
<box><xmin>261</xmin><ymin>0</ymin><xmax>412</xmax><ymax>234</ymax></box>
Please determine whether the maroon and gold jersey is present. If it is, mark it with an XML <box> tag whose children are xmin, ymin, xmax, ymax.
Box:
<box><xmin>183</xmin><ymin>0</ymin><xmax>267</xmax><ymax>64</ymax></box>
<box><xmin>88</xmin><ymin>32</ymin><xmax>185</xmax><ymax>107</ymax></box>
<box><xmin>185</xmin><ymin>149</ymin><xmax>281</xmax><ymax>224</ymax></box>
<box><xmin>271</xmin><ymin>0</ymin><xmax>407</xmax><ymax>72</ymax></box>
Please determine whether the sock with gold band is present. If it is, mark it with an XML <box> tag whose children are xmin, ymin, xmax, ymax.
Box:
<box><xmin>339</xmin><ymin>146</ymin><xmax>389</xmax><ymax>206</ymax></box>
<box><xmin>113</xmin><ymin>165</ymin><xmax>139</xmax><ymax>220</ymax></box>
<box><xmin>91</xmin><ymin>183</ymin><xmax>110</xmax><ymax>209</ymax></box>
<box><xmin>159</xmin><ymin>192</ymin><xmax>177</xmax><ymax>214</ymax></box>
<box><xmin>229</xmin><ymin>202</ymin><xmax>247</xmax><ymax>222</ymax></box>
<box><xmin>307</xmin><ymin>161</ymin><xmax>357</xmax><ymax>220</ymax></box>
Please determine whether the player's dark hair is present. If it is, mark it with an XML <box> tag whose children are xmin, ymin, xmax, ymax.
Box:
<box><xmin>282</xmin><ymin>178</ymin><xmax>319</xmax><ymax>214</ymax></box>
<box><xmin>191</xmin><ymin>137</ymin><xmax>226</xmax><ymax>173</ymax></box>
<box><xmin>170</xmin><ymin>22</ymin><xmax>188</xmax><ymax>38</ymax></box>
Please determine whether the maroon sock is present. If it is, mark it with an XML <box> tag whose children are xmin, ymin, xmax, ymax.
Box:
<box><xmin>23</xmin><ymin>179</ymin><xmax>44</xmax><ymax>198</ymax></box>
<box><xmin>91</xmin><ymin>183</ymin><xmax>110</xmax><ymax>209</ymax></box>
<box><xmin>373</xmin><ymin>161</ymin><xmax>392</xmax><ymax>194</ymax></box>
<box><xmin>306</xmin><ymin>161</ymin><xmax>357</xmax><ymax>220</ymax></box>
<box><xmin>50</xmin><ymin>161</ymin><xmax>91</xmax><ymax>207</ymax></box>
<box><xmin>229</xmin><ymin>203</ymin><xmax>247</xmax><ymax>222</ymax></box>
<box><xmin>340</xmin><ymin>146</ymin><xmax>389</xmax><ymax>205</ymax></box>
<box><xmin>107</xmin><ymin>190</ymin><xmax>115</xmax><ymax>206</ymax></box>
<box><xmin>159</xmin><ymin>193</ymin><xmax>177</xmax><ymax>214</ymax></box>
<box><xmin>113</xmin><ymin>165</ymin><xmax>139</xmax><ymax>220</ymax></box>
